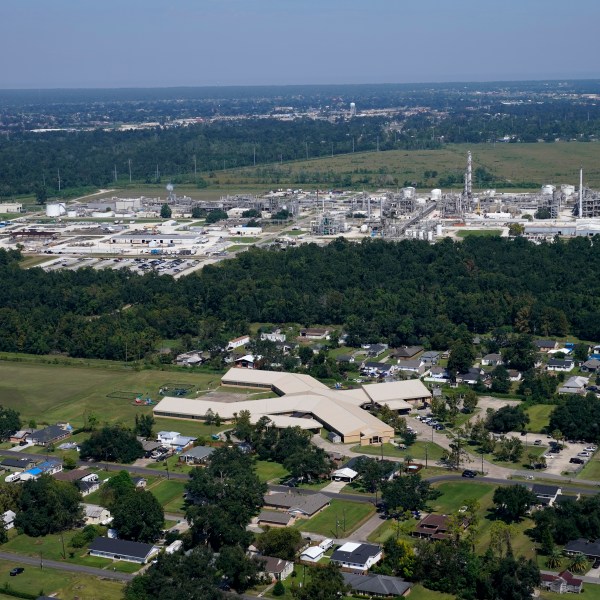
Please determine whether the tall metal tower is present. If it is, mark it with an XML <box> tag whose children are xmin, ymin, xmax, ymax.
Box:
<box><xmin>464</xmin><ymin>151</ymin><xmax>473</xmax><ymax>198</ymax></box>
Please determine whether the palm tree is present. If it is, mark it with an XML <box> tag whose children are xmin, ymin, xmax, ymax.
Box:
<box><xmin>570</xmin><ymin>553</ymin><xmax>589</xmax><ymax>574</ymax></box>
<box><xmin>546</xmin><ymin>548</ymin><xmax>563</xmax><ymax>569</ymax></box>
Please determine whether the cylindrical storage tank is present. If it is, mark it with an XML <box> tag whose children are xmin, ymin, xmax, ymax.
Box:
<box><xmin>436</xmin><ymin>224</ymin><xmax>443</xmax><ymax>236</ymax></box>
<box><xmin>541</xmin><ymin>185</ymin><xmax>555</xmax><ymax>195</ymax></box>
<box><xmin>402</xmin><ymin>187</ymin><xmax>416</xmax><ymax>199</ymax></box>
<box><xmin>418</xmin><ymin>230</ymin><xmax>424</xmax><ymax>240</ymax></box>
<box><xmin>416</xmin><ymin>197</ymin><xmax>426</xmax><ymax>205</ymax></box>
<box><xmin>427</xmin><ymin>231</ymin><xmax>433</xmax><ymax>241</ymax></box>
<box><xmin>359</xmin><ymin>224</ymin><xmax>368</xmax><ymax>233</ymax></box>
<box><xmin>412</xmin><ymin>230</ymin><xmax>418</xmax><ymax>238</ymax></box>
<box><xmin>46</xmin><ymin>203</ymin><xmax>66</xmax><ymax>217</ymax></box>
<box><xmin>561</xmin><ymin>184</ymin><xmax>575</xmax><ymax>197</ymax></box>
<box><xmin>67</xmin><ymin>210</ymin><xmax>77</xmax><ymax>218</ymax></box>
<box><xmin>431</xmin><ymin>188</ymin><xmax>442</xmax><ymax>201</ymax></box>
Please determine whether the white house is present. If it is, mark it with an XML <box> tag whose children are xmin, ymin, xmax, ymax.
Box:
<box><xmin>481</xmin><ymin>353</ymin><xmax>503</xmax><ymax>367</ymax></box>
<box><xmin>558</xmin><ymin>376</ymin><xmax>589</xmax><ymax>395</ymax></box>
<box><xmin>83</xmin><ymin>504</ymin><xmax>113</xmax><ymax>526</ymax></box>
<box><xmin>261</xmin><ymin>331</ymin><xmax>286</xmax><ymax>343</ymax></box>
<box><xmin>227</xmin><ymin>335</ymin><xmax>250</xmax><ymax>350</ymax></box>
<box><xmin>330</xmin><ymin>542</ymin><xmax>382</xmax><ymax>572</ymax></box>
<box><xmin>156</xmin><ymin>431</ymin><xmax>196</xmax><ymax>448</ymax></box>
<box><xmin>261</xmin><ymin>556</ymin><xmax>294</xmax><ymax>581</ymax></box>
<box><xmin>331</xmin><ymin>467</ymin><xmax>358</xmax><ymax>482</ymax></box>
<box><xmin>2</xmin><ymin>510</ymin><xmax>16</xmax><ymax>530</ymax></box>
<box><xmin>547</xmin><ymin>358</ymin><xmax>574</xmax><ymax>372</ymax></box>
<box><xmin>300</xmin><ymin>546</ymin><xmax>325</xmax><ymax>563</ymax></box>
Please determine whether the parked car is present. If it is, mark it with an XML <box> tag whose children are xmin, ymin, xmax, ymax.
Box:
<box><xmin>9</xmin><ymin>568</ymin><xmax>24</xmax><ymax>576</ymax></box>
<box><xmin>570</xmin><ymin>458</ymin><xmax>585</xmax><ymax>464</ymax></box>
<box><xmin>533</xmin><ymin>440</ymin><xmax>542</xmax><ymax>445</ymax></box>
<box><xmin>462</xmin><ymin>469</ymin><xmax>477</xmax><ymax>478</ymax></box>
<box><xmin>578</xmin><ymin>452</ymin><xmax>591</xmax><ymax>457</ymax></box>
<box><xmin>584</xmin><ymin>446</ymin><xmax>597</xmax><ymax>452</ymax></box>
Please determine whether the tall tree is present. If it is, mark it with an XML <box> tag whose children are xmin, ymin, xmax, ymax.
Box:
<box><xmin>492</xmin><ymin>485</ymin><xmax>537</xmax><ymax>523</ymax></box>
<box><xmin>0</xmin><ymin>406</ymin><xmax>21</xmax><ymax>441</ymax></box>
<box><xmin>112</xmin><ymin>489</ymin><xmax>164</xmax><ymax>543</ymax></box>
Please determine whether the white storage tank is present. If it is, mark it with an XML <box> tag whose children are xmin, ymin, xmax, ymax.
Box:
<box><xmin>416</xmin><ymin>197</ymin><xmax>426</xmax><ymax>205</ymax></box>
<box><xmin>427</xmin><ymin>231</ymin><xmax>433</xmax><ymax>241</ymax></box>
<box><xmin>402</xmin><ymin>187</ymin><xmax>416</xmax><ymax>199</ymax></box>
<box><xmin>359</xmin><ymin>224</ymin><xmax>368</xmax><ymax>234</ymax></box>
<box><xmin>561</xmin><ymin>184</ymin><xmax>575</xmax><ymax>197</ymax></box>
<box><xmin>418</xmin><ymin>230</ymin><xmax>424</xmax><ymax>240</ymax></box>
<box><xmin>67</xmin><ymin>210</ymin><xmax>77</xmax><ymax>218</ymax></box>
<box><xmin>436</xmin><ymin>224</ymin><xmax>443</xmax><ymax>236</ymax></box>
<box><xmin>541</xmin><ymin>185</ymin><xmax>556</xmax><ymax>195</ymax></box>
<box><xmin>431</xmin><ymin>188</ymin><xmax>442</xmax><ymax>201</ymax></box>
<box><xmin>46</xmin><ymin>203</ymin><xmax>66</xmax><ymax>217</ymax></box>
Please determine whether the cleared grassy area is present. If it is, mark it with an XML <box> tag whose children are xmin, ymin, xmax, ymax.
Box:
<box><xmin>254</xmin><ymin>459</ymin><xmax>290</xmax><ymax>483</ymax></box>
<box><xmin>475</xmin><ymin>444</ymin><xmax>546</xmax><ymax>470</ymax></box>
<box><xmin>149</xmin><ymin>478</ymin><xmax>187</xmax><ymax>507</ymax></box>
<box><xmin>456</xmin><ymin>229</ymin><xmax>502</xmax><ymax>238</ymax></box>
<box><xmin>430</xmin><ymin>481</ymin><xmax>496</xmax><ymax>515</ymax></box>
<box><xmin>0</xmin><ymin>360</ymin><xmax>223</xmax><ymax>429</ymax></box>
<box><xmin>0</xmin><ymin>560</ymin><xmax>125</xmax><ymax>600</ymax></box>
<box><xmin>525</xmin><ymin>404</ymin><xmax>554</xmax><ymax>433</ymax></box>
<box><xmin>351</xmin><ymin>441</ymin><xmax>445</xmax><ymax>462</ymax></box>
<box><xmin>577</xmin><ymin>453</ymin><xmax>600</xmax><ymax>480</ymax></box>
<box><xmin>294</xmin><ymin>499</ymin><xmax>375</xmax><ymax>537</ymax></box>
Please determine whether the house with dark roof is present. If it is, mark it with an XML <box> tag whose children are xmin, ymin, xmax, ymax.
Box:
<box><xmin>421</xmin><ymin>351</ymin><xmax>441</xmax><ymax>366</ymax></box>
<box><xmin>362</xmin><ymin>361</ymin><xmax>395</xmax><ymax>377</ymax></box>
<box><xmin>342</xmin><ymin>573</ymin><xmax>413</xmax><ymax>597</ymax></box>
<box><xmin>263</xmin><ymin>492</ymin><xmax>330</xmax><ymax>517</ymax></box>
<box><xmin>300</xmin><ymin>328</ymin><xmax>330</xmax><ymax>340</ymax></box>
<box><xmin>481</xmin><ymin>353</ymin><xmax>503</xmax><ymax>367</ymax></box>
<box><xmin>259</xmin><ymin>556</ymin><xmax>294</xmax><ymax>581</ymax></box>
<box><xmin>179</xmin><ymin>446</ymin><xmax>215</xmax><ymax>465</ymax></box>
<box><xmin>391</xmin><ymin>346</ymin><xmax>423</xmax><ymax>359</ymax></box>
<box><xmin>331</xmin><ymin>542</ymin><xmax>382</xmax><ymax>572</ymax></box>
<box><xmin>0</xmin><ymin>457</ymin><xmax>36</xmax><ymax>472</ymax></box>
<box><xmin>413</xmin><ymin>514</ymin><xmax>466</xmax><ymax>540</ymax></box>
<box><xmin>540</xmin><ymin>570</ymin><xmax>583</xmax><ymax>594</ymax></box>
<box><xmin>77</xmin><ymin>479</ymin><xmax>100</xmax><ymax>496</ymax></box>
<box><xmin>396</xmin><ymin>359</ymin><xmax>426</xmax><ymax>375</ymax></box>
<box><xmin>564</xmin><ymin>538</ymin><xmax>600</xmax><ymax>560</ymax></box>
<box><xmin>532</xmin><ymin>484</ymin><xmax>561</xmax><ymax>506</ymax></box>
<box><xmin>367</xmin><ymin>344</ymin><xmax>388</xmax><ymax>357</ymax></box>
<box><xmin>30</xmin><ymin>425</ymin><xmax>70</xmax><ymax>446</ymax></box>
<box><xmin>582</xmin><ymin>359</ymin><xmax>600</xmax><ymax>373</ymax></box>
<box><xmin>547</xmin><ymin>358</ymin><xmax>574</xmax><ymax>372</ymax></box>
<box><xmin>257</xmin><ymin>510</ymin><xmax>294</xmax><ymax>528</ymax></box>
<box><xmin>535</xmin><ymin>340</ymin><xmax>559</xmax><ymax>352</ymax></box>
<box><xmin>455</xmin><ymin>368</ymin><xmax>485</xmax><ymax>385</ymax></box>
<box><xmin>89</xmin><ymin>537</ymin><xmax>158</xmax><ymax>564</ymax></box>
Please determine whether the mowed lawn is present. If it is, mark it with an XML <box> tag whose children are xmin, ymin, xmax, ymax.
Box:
<box><xmin>0</xmin><ymin>361</ymin><xmax>222</xmax><ymax>429</ymax></box>
<box><xmin>351</xmin><ymin>441</ymin><xmax>446</xmax><ymax>462</ymax></box>
<box><xmin>0</xmin><ymin>560</ymin><xmax>125</xmax><ymax>600</ymax></box>
<box><xmin>254</xmin><ymin>460</ymin><xmax>290</xmax><ymax>483</ymax></box>
<box><xmin>148</xmin><ymin>479</ymin><xmax>187</xmax><ymax>508</ymax></box>
<box><xmin>294</xmin><ymin>499</ymin><xmax>375</xmax><ymax>537</ymax></box>
<box><xmin>430</xmin><ymin>481</ymin><xmax>497</xmax><ymax>515</ymax></box>
<box><xmin>577</xmin><ymin>452</ymin><xmax>600</xmax><ymax>480</ymax></box>
<box><xmin>456</xmin><ymin>229</ymin><xmax>502</xmax><ymax>238</ymax></box>
<box><xmin>525</xmin><ymin>404</ymin><xmax>554</xmax><ymax>433</ymax></box>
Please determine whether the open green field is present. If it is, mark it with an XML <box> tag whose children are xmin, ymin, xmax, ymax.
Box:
<box><xmin>0</xmin><ymin>360</ymin><xmax>223</xmax><ymax>429</ymax></box>
<box><xmin>294</xmin><ymin>499</ymin><xmax>375</xmax><ymax>538</ymax></box>
<box><xmin>525</xmin><ymin>404</ymin><xmax>554</xmax><ymax>433</ymax></box>
<box><xmin>430</xmin><ymin>481</ymin><xmax>496</xmax><ymax>515</ymax></box>
<box><xmin>351</xmin><ymin>441</ymin><xmax>445</xmax><ymax>462</ymax></box>
<box><xmin>456</xmin><ymin>229</ymin><xmax>502</xmax><ymax>238</ymax></box>
<box><xmin>577</xmin><ymin>452</ymin><xmax>600</xmax><ymax>480</ymax></box>
<box><xmin>254</xmin><ymin>459</ymin><xmax>290</xmax><ymax>483</ymax></box>
<box><xmin>0</xmin><ymin>560</ymin><xmax>125</xmax><ymax>600</ymax></box>
<box><xmin>148</xmin><ymin>478</ymin><xmax>187</xmax><ymax>508</ymax></box>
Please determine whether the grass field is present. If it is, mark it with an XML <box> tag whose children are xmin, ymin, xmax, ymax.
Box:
<box><xmin>294</xmin><ymin>499</ymin><xmax>375</xmax><ymax>537</ymax></box>
<box><xmin>254</xmin><ymin>459</ymin><xmax>290</xmax><ymax>483</ymax></box>
<box><xmin>351</xmin><ymin>441</ymin><xmax>445</xmax><ymax>462</ymax></box>
<box><xmin>0</xmin><ymin>360</ymin><xmax>224</xmax><ymax>430</ymax></box>
<box><xmin>577</xmin><ymin>452</ymin><xmax>600</xmax><ymax>480</ymax></box>
<box><xmin>0</xmin><ymin>560</ymin><xmax>125</xmax><ymax>600</ymax></box>
<box><xmin>430</xmin><ymin>481</ymin><xmax>497</xmax><ymax>515</ymax></box>
<box><xmin>525</xmin><ymin>404</ymin><xmax>554</xmax><ymax>433</ymax></box>
<box><xmin>148</xmin><ymin>478</ymin><xmax>187</xmax><ymax>508</ymax></box>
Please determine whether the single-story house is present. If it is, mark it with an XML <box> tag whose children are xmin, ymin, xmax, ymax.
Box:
<box><xmin>342</xmin><ymin>572</ymin><xmax>413</xmax><ymax>598</ymax></box>
<box><xmin>156</xmin><ymin>431</ymin><xmax>196</xmax><ymax>448</ymax></box>
<box><xmin>234</xmin><ymin>354</ymin><xmax>263</xmax><ymax>369</ymax></box>
<box><xmin>300</xmin><ymin>545</ymin><xmax>325</xmax><ymax>563</ymax></box>
<box><xmin>175</xmin><ymin>351</ymin><xmax>206</xmax><ymax>367</ymax></box>
<box><xmin>83</xmin><ymin>504</ymin><xmax>112</xmax><ymax>526</ymax></box>
<box><xmin>532</xmin><ymin>484</ymin><xmax>561</xmax><ymax>507</ymax></box>
<box><xmin>367</xmin><ymin>344</ymin><xmax>388</xmax><ymax>357</ymax></box>
<box><xmin>331</xmin><ymin>467</ymin><xmax>358</xmax><ymax>482</ymax></box>
<box><xmin>2</xmin><ymin>510</ymin><xmax>16</xmax><ymax>530</ymax></box>
<box><xmin>227</xmin><ymin>335</ymin><xmax>250</xmax><ymax>350</ymax></box>
<box><xmin>179</xmin><ymin>446</ymin><xmax>215</xmax><ymax>465</ymax></box>
<box><xmin>336</xmin><ymin>354</ymin><xmax>355</xmax><ymax>365</ymax></box>
<box><xmin>328</xmin><ymin>431</ymin><xmax>342</xmax><ymax>444</ymax></box>
<box><xmin>413</xmin><ymin>514</ymin><xmax>465</xmax><ymax>540</ymax></box>
<box><xmin>54</xmin><ymin>469</ymin><xmax>97</xmax><ymax>484</ymax></box>
<box><xmin>260</xmin><ymin>556</ymin><xmax>294</xmax><ymax>582</ymax></box>
<box><xmin>455</xmin><ymin>368</ymin><xmax>484</xmax><ymax>385</ymax></box>
<box><xmin>396</xmin><ymin>359</ymin><xmax>426</xmax><ymax>375</ymax></box>
<box><xmin>558</xmin><ymin>376</ymin><xmax>589</xmax><ymax>395</ymax></box>
<box><xmin>132</xmin><ymin>477</ymin><xmax>147</xmax><ymax>489</ymax></box>
<box><xmin>421</xmin><ymin>351</ymin><xmax>441</xmax><ymax>366</ymax></box>
<box><xmin>391</xmin><ymin>346</ymin><xmax>423</xmax><ymax>359</ymax></box>
<box><xmin>261</xmin><ymin>330</ymin><xmax>286</xmax><ymax>343</ymax></box>
<box><xmin>89</xmin><ymin>537</ymin><xmax>158</xmax><ymax>564</ymax></box>
<box><xmin>582</xmin><ymin>359</ymin><xmax>600</xmax><ymax>373</ymax></box>
<box><xmin>362</xmin><ymin>361</ymin><xmax>396</xmax><ymax>377</ymax></box>
<box><xmin>540</xmin><ymin>570</ymin><xmax>583</xmax><ymax>594</ymax></box>
<box><xmin>508</xmin><ymin>370</ymin><xmax>522</xmax><ymax>382</ymax></box>
<box><xmin>330</xmin><ymin>542</ymin><xmax>382</xmax><ymax>573</ymax></box>
<box><xmin>8</xmin><ymin>429</ymin><xmax>33</xmax><ymax>444</ymax></box>
<box><xmin>257</xmin><ymin>510</ymin><xmax>294</xmax><ymax>528</ymax></box>
<box><xmin>37</xmin><ymin>460</ymin><xmax>63</xmax><ymax>476</ymax></box>
<box><xmin>77</xmin><ymin>480</ymin><xmax>101</xmax><ymax>496</ymax></box>
<box><xmin>30</xmin><ymin>425</ymin><xmax>70</xmax><ymax>446</ymax></box>
<box><xmin>481</xmin><ymin>353</ymin><xmax>503</xmax><ymax>367</ymax></box>
<box><xmin>300</xmin><ymin>328</ymin><xmax>330</xmax><ymax>340</ymax></box>
<box><xmin>263</xmin><ymin>492</ymin><xmax>330</xmax><ymax>517</ymax></box>
<box><xmin>0</xmin><ymin>457</ymin><xmax>36</xmax><ymax>472</ymax></box>
<box><xmin>564</xmin><ymin>538</ymin><xmax>600</xmax><ymax>560</ymax></box>
<box><xmin>547</xmin><ymin>358</ymin><xmax>574</xmax><ymax>372</ymax></box>
<box><xmin>535</xmin><ymin>340</ymin><xmax>559</xmax><ymax>352</ymax></box>
<box><xmin>140</xmin><ymin>440</ymin><xmax>163</xmax><ymax>457</ymax></box>
<box><xmin>429</xmin><ymin>366</ymin><xmax>450</xmax><ymax>381</ymax></box>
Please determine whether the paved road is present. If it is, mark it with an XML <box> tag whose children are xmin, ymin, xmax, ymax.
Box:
<box><xmin>0</xmin><ymin>550</ymin><xmax>134</xmax><ymax>582</ymax></box>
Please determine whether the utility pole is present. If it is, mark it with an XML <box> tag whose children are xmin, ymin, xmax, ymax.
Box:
<box><xmin>193</xmin><ymin>155</ymin><xmax>197</xmax><ymax>180</ymax></box>
<box><xmin>253</xmin><ymin>144</ymin><xmax>256</xmax><ymax>167</ymax></box>
<box><xmin>57</xmin><ymin>168</ymin><xmax>61</xmax><ymax>192</ymax></box>
<box><xmin>352</xmin><ymin>137</ymin><xmax>355</xmax><ymax>153</ymax></box>
<box><xmin>425</xmin><ymin>444</ymin><xmax>428</xmax><ymax>469</ymax></box>
<box><xmin>113</xmin><ymin>165</ymin><xmax>117</xmax><ymax>182</ymax></box>
<box><xmin>128</xmin><ymin>159</ymin><xmax>132</xmax><ymax>183</ymax></box>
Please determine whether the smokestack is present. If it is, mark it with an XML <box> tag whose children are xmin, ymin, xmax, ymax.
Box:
<box><xmin>579</xmin><ymin>167</ymin><xmax>583</xmax><ymax>218</ymax></box>
<box><xmin>467</xmin><ymin>151</ymin><xmax>472</xmax><ymax>198</ymax></box>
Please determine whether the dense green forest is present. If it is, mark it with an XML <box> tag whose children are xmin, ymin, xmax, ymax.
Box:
<box><xmin>1</xmin><ymin>236</ymin><xmax>599</xmax><ymax>360</ymax></box>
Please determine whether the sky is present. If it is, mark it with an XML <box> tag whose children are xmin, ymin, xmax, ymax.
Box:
<box><xmin>1</xmin><ymin>0</ymin><xmax>599</xmax><ymax>89</ymax></box>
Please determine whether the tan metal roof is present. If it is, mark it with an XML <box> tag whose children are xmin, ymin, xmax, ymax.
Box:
<box><xmin>362</xmin><ymin>379</ymin><xmax>431</xmax><ymax>403</ymax></box>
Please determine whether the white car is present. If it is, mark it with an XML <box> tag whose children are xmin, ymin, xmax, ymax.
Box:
<box><xmin>584</xmin><ymin>446</ymin><xmax>597</xmax><ymax>452</ymax></box>
<box><xmin>578</xmin><ymin>452</ymin><xmax>592</xmax><ymax>457</ymax></box>
<box><xmin>544</xmin><ymin>454</ymin><xmax>555</xmax><ymax>459</ymax></box>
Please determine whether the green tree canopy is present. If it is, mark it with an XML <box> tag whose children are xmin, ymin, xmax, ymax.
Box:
<box><xmin>79</xmin><ymin>425</ymin><xmax>144</xmax><ymax>463</ymax></box>
<box><xmin>0</xmin><ymin>405</ymin><xmax>21</xmax><ymax>441</ymax></box>
<box><xmin>493</xmin><ymin>484</ymin><xmax>537</xmax><ymax>523</ymax></box>
<box><xmin>112</xmin><ymin>489</ymin><xmax>164</xmax><ymax>543</ymax></box>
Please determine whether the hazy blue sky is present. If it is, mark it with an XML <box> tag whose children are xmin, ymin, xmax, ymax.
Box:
<box><xmin>1</xmin><ymin>0</ymin><xmax>599</xmax><ymax>88</ymax></box>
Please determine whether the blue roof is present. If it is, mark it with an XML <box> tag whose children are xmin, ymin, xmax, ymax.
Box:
<box><xmin>25</xmin><ymin>468</ymin><xmax>42</xmax><ymax>476</ymax></box>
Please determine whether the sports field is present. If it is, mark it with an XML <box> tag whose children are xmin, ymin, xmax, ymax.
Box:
<box><xmin>0</xmin><ymin>361</ymin><xmax>222</xmax><ymax>429</ymax></box>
